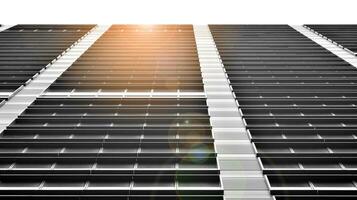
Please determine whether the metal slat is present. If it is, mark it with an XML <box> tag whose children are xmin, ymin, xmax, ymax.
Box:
<box><xmin>209</xmin><ymin>24</ymin><xmax>357</xmax><ymax>199</ymax></box>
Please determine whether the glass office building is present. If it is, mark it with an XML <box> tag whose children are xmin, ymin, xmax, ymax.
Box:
<box><xmin>0</xmin><ymin>24</ymin><xmax>357</xmax><ymax>200</ymax></box>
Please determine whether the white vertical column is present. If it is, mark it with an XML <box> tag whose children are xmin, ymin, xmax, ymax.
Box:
<box><xmin>0</xmin><ymin>25</ymin><xmax>111</xmax><ymax>133</ymax></box>
<box><xmin>291</xmin><ymin>25</ymin><xmax>357</xmax><ymax>68</ymax></box>
<box><xmin>193</xmin><ymin>25</ymin><xmax>272</xmax><ymax>200</ymax></box>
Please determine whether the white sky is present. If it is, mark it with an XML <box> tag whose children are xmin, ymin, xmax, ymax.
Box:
<box><xmin>1</xmin><ymin>0</ymin><xmax>356</xmax><ymax>24</ymax></box>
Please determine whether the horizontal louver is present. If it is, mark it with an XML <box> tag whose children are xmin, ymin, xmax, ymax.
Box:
<box><xmin>47</xmin><ymin>25</ymin><xmax>203</xmax><ymax>93</ymax></box>
<box><xmin>305</xmin><ymin>25</ymin><xmax>357</xmax><ymax>55</ymax></box>
<box><xmin>0</xmin><ymin>98</ymin><xmax>222</xmax><ymax>199</ymax></box>
<box><xmin>209</xmin><ymin>24</ymin><xmax>357</xmax><ymax>200</ymax></box>
<box><xmin>0</xmin><ymin>25</ymin><xmax>94</xmax><ymax>100</ymax></box>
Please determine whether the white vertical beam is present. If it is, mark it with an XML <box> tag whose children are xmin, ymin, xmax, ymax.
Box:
<box><xmin>0</xmin><ymin>25</ymin><xmax>110</xmax><ymax>133</ymax></box>
<box><xmin>193</xmin><ymin>25</ymin><xmax>272</xmax><ymax>200</ymax></box>
<box><xmin>291</xmin><ymin>25</ymin><xmax>357</xmax><ymax>67</ymax></box>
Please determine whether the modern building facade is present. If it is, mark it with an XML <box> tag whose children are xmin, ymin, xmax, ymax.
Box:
<box><xmin>0</xmin><ymin>24</ymin><xmax>357</xmax><ymax>200</ymax></box>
